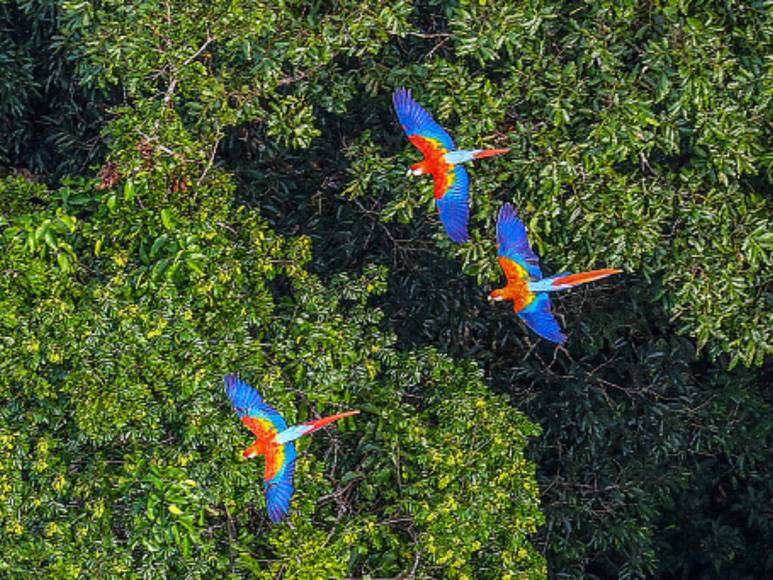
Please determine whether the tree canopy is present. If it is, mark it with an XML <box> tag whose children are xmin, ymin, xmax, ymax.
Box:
<box><xmin>1</xmin><ymin>0</ymin><xmax>770</xmax><ymax>578</ymax></box>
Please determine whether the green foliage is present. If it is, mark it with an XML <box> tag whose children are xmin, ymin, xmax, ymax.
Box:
<box><xmin>0</xmin><ymin>165</ymin><xmax>543</xmax><ymax>576</ymax></box>
<box><xmin>202</xmin><ymin>0</ymin><xmax>770</xmax><ymax>575</ymax></box>
<box><xmin>342</xmin><ymin>0</ymin><xmax>772</xmax><ymax>367</ymax></box>
<box><xmin>1</xmin><ymin>0</ymin><xmax>771</xmax><ymax>577</ymax></box>
<box><xmin>0</xmin><ymin>0</ymin><xmax>109</xmax><ymax>176</ymax></box>
<box><xmin>0</xmin><ymin>2</ymin><xmax>543</xmax><ymax>574</ymax></box>
<box><xmin>500</xmin><ymin>286</ymin><xmax>772</xmax><ymax>578</ymax></box>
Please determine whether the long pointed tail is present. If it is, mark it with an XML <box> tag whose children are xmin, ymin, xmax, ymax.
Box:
<box><xmin>472</xmin><ymin>148</ymin><xmax>510</xmax><ymax>160</ymax></box>
<box><xmin>276</xmin><ymin>410</ymin><xmax>360</xmax><ymax>445</ymax></box>
<box><xmin>548</xmin><ymin>268</ymin><xmax>622</xmax><ymax>290</ymax></box>
<box><xmin>303</xmin><ymin>411</ymin><xmax>360</xmax><ymax>432</ymax></box>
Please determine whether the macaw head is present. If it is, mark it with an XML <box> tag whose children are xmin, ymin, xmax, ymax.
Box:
<box><xmin>407</xmin><ymin>162</ymin><xmax>425</xmax><ymax>176</ymax></box>
<box><xmin>488</xmin><ymin>288</ymin><xmax>506</xmax><ymax>302</ymax></box>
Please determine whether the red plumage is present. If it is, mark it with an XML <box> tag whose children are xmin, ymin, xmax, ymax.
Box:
<box><xmin>551</xmin><ymin>269</ymin><xmax>622</xmax><ymax>287</ymax></box>
<box><xmin>303</xmin><ymin>411</ymin><xmax>360</xmax><ymax>433</ymax></box>
<box><xmin>473</xmin><ymin>148</ymin><xmax>510</xmax><ymax>160</ymax></box>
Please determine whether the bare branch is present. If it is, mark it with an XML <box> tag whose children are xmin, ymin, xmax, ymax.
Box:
<box><xmin>181</xmin><ymin>31</ymin><xmax>214</xmax><ymax>69</ymax></box>
<box><xmin>197</xmin><ymin>136</ymin><xmax>221</xmax><ymax>185</ymax></box>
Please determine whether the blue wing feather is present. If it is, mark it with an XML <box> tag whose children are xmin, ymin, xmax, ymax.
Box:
<box><xmin>496</xmin><ymin>203</ymin><xmax>542</xmax><ymax>279</ymax></box>
<box><xmin>264</xmin><ymin>443</ymin><xmax>297</xmax><ymax>523</ymax></box>
<box><xmin>223</xmin><ymin>375</ymin><xmax>287</xmax><ymax>431</ymax></box>
<box><xmin>393</xmin><ymin>88</ymin><xmax>455</xmax><ymax>151</ymax></box>
<box><xmin>436</xmin><ymin>165</ymin><xmax>469</xmax><ymax>243</ymax></box>
<box><xmin>517</xmin><ymin>293</ymin><xmax>566</xmax><ymax>344</ymax></box>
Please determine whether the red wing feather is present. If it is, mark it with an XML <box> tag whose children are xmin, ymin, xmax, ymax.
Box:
<box><xmin>409</xmin><ymin>134</ymin><xmax>447</xmax><ymax>160</ymax></box>
<box><xmin>241</xmin><ymin>417</ymin><xmax>278</xmax><ymax>443</ymax></box>
<box><xmin>498</xmin><ymin>256</ymin><xmax>528</xmax><ymax>284</ymax></box>
<box><xmin>262</xmin><ymin>443</ymin><xmax>287</xmax><ymax>482</ymax></box>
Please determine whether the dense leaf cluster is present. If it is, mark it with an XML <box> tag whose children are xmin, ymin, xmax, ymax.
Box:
<box><xmin>0</xmin><ymin>1</ymin><xmax>546</xmax><ymax>577</ymax></box>
<box><xmin>0</xmin><ymin>132</ymin><xmax>544</xmax><ymax>577</ymax></box>
<box><xmin>1</xmin><ymin>0</ymin><xmax>770</xmax><ymax>578</ymax></box>
<box><xmin>214</xmin><ymin>1</ymin><xmax>770</xmax><ymax>576</ymax></box>
<box><xmin>341</xmin><ymin>0</ymin><xmax>772</xmax><ymax>367</ymax></box>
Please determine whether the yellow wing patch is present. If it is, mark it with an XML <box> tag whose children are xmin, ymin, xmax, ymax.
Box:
<box><xmin>263</xmin><ymin>444</ymin><xmax>285</xmax><ymax>482</ymax></box>
<box><xmin>444</xmin><ymin>167</ymin><xmax>456</xmax><ymax>190</ymax></box>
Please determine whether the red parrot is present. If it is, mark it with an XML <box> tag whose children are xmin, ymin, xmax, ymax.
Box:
<box><xmin>393</xmin><ymin>88</ymin><xmax>509</xmax><ymax>243</ymax></box>
<box><xmin>489</xmin><ymin>203</ymin><xmax>622</xmax><ymax>343</ymax></box>
<box><xmin>224</xmin><ymin>375</ymin><xmax>359</xmax><ymax>523</ymax></box>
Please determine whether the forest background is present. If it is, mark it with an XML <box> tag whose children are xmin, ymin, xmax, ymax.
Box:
<box><xmin>0</xmin><ymin>1</ymin><xmax>770</xmax><ymax>578</ymax></box>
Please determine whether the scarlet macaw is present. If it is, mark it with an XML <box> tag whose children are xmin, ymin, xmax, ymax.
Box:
<box><xmin>489</xmin><ymin>203</ymin><xmax>621</xmax><ymax>344</ymax></box>
<box><xmin>224</xmin><ymin>375</ymin><xmax>359</xmax><ymax>523</ymax></box>
<box><xmin>393</xmin><ymin>88</ymin><xmax>509</xmax><ymax>243</ymax></box>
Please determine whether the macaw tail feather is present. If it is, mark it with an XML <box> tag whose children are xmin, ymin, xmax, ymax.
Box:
<box><xmin>276</xmin><ymin>410</ymin><xmax>359</xmax><ymax>444</ymax></box>
<box><xmin>551</xmin><ymin>268</ymin><xmax>622</xmax><ymax>288</ymax></box>
<box><xmin>472</xmin><ymin>148</ymin><xmax>510</xmax><ymax>160</ymax></box>
<box><xmin>304</xmin><ymin>410</ymin><xmax>360</xmax><ymax>432</ymax></box>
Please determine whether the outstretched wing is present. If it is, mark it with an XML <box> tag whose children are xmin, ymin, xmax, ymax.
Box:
<box><xmin>516</xmin><ymin>293</ymin><xmax>566</xmax><ymax>344</ymax></box>
<box><xmin>496</xmin><ymin>203</ymin><xmax>542</xmax><ymax>279</ymax></box>
<box><xmin>223</xmin><ymin>375</ymin><xmax>288</xmax><ymax>439</ymax></box>
<box><xmin>263</xmin><ymin>442</ymin><xmax>297</xmax><ymax>523</ymax></box>
<box><xmin>435</xmin><ymin>165</ymin><xmax>470</xmax><ymax>243</ymax></box>
<box><xmin>393</xmin><ymin>88</ymin><xmax>455</xmax><ymax>154</ymax></box>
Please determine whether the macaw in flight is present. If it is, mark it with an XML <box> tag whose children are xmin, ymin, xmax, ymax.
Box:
<box><xmin>224</xmin><ymin>375</ymin><xmax>359</xmax><ymax>523</ymax></box>
<box><xmin>489</xmin><ymin>203</ymin><xmax>622</xmax><ymax>344</ymax></box>
<box><xmin>393</xmin><ymin>88</ymin><xmax>510</xmax><ymax>243</ymax></box>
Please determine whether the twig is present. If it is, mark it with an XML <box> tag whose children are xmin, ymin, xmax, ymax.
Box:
<box><xmin>182</xmin><ymin>31</ymin><xmax>214</xmax><ymax>68</ymax></box>
<box><xmin>163</xmin><ymin>77</ymin><xmax>178</xmax><ymax>108</ymax></box>
<box><xmin>277</xmin><ymin>63</ymin><xmax>326</xmax><ymax>87</ymax></box>
<box><xmin>197</xmin><ymin>136</ymin><xmax>220</xmax><ymax>185</ymax></box>
<box><xmin>407</xmin><ymin>31</ymin><xmax>452</xmax><ymax>39</ymax></box>
<box><xmin>401</xmin><ymin>545</ymin><xmax>422</xmax><ymax>579</ymax></box>
<box><xmin>426</xmin><ymin>36</ymin><xmax>450</xmax><ymax>59</ymax></box>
